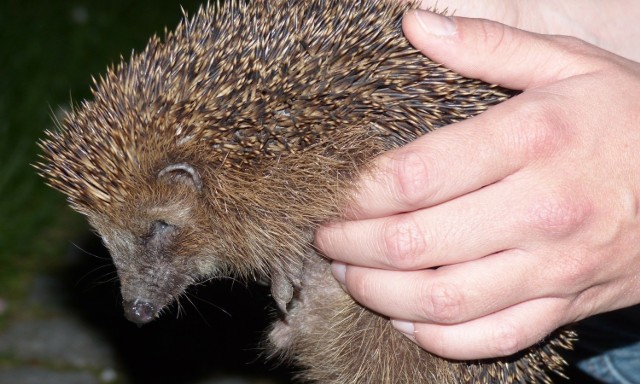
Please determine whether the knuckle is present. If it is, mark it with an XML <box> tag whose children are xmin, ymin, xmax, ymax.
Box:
<box><xmin>509</xmin><ymin>101</ymin><xmax>570</xmax><ymax>159</ymax></box>
<box><xmin>382</xmin><ymin>214</ymin><xmax>427</xmax><ymax>269</ymax></box>
<box><xmin>389</xmin><ymin>149</ymin><xmax>435</xmax><ymax>207</ymax></box>
<box><xmin>546</xmin><ymin>35</ymin><xmax>613</xmax><ymax>77</ymax></box>
<box><xmin>420</xmin><ymin>282</ymin><xmax>463</xmax><ymax>323</ymax></box>
<box><xmin>491</xmin><ymin>321</ymin><xmax>523</xmax><ymax>357</ymax></box>
<box><xmin>477</xmin><ymin>19</ymin><xmax>510</xmax><ymax>59</ymax></box>
<box><xmin>552</xmin><ymin>248</ymin><xmax>598</xmax><ymax>289</ymax></box>
<box><xmin>554</xmin><ymin>35</ymin><xmax>586</xmax><ymax>49</ymax></box>
<box><xmin>553</xmin><ymin>35</ymin><xmax>596</xmax><ymax>59</ymax></box>
<box><xmin>525</xmin><ymin>190</ymin><xmax>591</xmax><ymax>237</ymax></box>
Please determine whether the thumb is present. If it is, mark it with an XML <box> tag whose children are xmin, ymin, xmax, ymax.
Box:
<box><xmin>402</xmin><ymin>10</ymin><xmax>581</xmax><ymax>90</ymax></box>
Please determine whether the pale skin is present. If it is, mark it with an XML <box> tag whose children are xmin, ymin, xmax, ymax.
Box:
<box><xmin>315</xmin><ymin>2</ymin><xmax>640</xmax><ymax>360</ymax></box>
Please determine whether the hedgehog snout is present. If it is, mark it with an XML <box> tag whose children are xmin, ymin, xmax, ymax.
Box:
<box><xmin>123</xmin><ymin>299</ymin><xmax>159</xmax><ymax>325</ymax></box>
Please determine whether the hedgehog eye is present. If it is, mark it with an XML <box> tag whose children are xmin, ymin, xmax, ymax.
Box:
<box><xmin>140</xmin><ymin>220</ymin><xmax>176</xmax><ymax>246</ymax></box>
<box><xmin>153</xmin><ymin>220</ymin><xmax>172</xmax><ymax>233</ymax></box>
<box><xmin>141</xmin><ymin>220</ymin><xmax>174</xmax><ymax>241</ymax></box>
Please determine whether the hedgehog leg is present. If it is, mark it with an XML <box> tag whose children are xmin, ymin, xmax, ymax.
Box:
<box><xmin>267</xmin><ymin>254</ymin><xmax>460</xmax><ymax>384</ymax></box>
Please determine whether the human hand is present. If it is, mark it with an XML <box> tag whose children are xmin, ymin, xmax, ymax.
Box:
<box><xmin>315</xmin><ymin>10</ymin><xmax>640</xmax><ymax>360</ymax></box>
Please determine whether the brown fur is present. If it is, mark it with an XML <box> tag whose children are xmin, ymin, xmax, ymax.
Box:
<box><xmin>37</xmin><ymin>0</ymin><xmax>575</xmax><ymax>382</ymax></box>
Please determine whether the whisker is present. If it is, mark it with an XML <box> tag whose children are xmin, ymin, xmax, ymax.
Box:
<box><xmin>71</xmin><ymin>242</ymin><xmax>110</xmax><ymax>261</ymax></box>
<box><xmin>75</xmin><ymin>263</ymin><xmax>117</xmax><ymax>288</ymax></box>
<box><xmin>189</xmin><ymin>292</ymin><xmax>232</xmax><ymax>319</ymax></box>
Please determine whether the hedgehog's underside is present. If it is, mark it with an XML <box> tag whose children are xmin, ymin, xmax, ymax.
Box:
<box><xmin>38</xmin><ymin>0</ymin><xmax>575</xmax><ymax>382</ymax></box>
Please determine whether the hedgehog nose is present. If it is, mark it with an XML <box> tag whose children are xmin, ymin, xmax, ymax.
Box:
<box><xmin>123</xmin><ymin>299</ymin><xmax>158</xmax><ymax>325</ymax></box>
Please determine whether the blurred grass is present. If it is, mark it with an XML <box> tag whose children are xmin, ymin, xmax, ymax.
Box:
<box><xmin>0</xmin><ymin>0</ymin><xmax>201</xmax><ymax>311</ymax></box>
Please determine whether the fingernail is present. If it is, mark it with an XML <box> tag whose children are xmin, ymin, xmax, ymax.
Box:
<box><xmin>391</xmin><ymin>320</ymin><xmax>417</xmax><ymax>342</ymax></box>
<box><xmin>331</xmin><ymin>262</ymin><xmax>347</xmax><ymax>286</ymax></box>
<box><xmin>412</xmin><ymin>9</ymin><xmax>457</xmax><ymax>37</ymax></box>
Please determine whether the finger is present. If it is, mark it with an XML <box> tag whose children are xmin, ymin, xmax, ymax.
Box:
<box><xmin>338</xmin><ymin>249</ymin><xmax>552</xmax><ymax>324</ymax></box>
<box><xmin>319</xmin><ymin>166</ymin><xmax>585</xmax><ymax>269</ymax></box>
<box><xmin>344</xmin><ymin>108</ymin><xmax>523</xmax><ymax>219</ymax></box>
<box><xmin>318</xmin><ymin>177</ymin><xmax>522</xmax><ymax>268</ymax></box>
<box><xmin>402</xmin><ymin>10</ymin><xmax>587</xmax><ymax>89</ymax></box>
<box><xmin>398</xmin><ymin>297</ymin><xmax>569</xmax><ymax>360</ymax></box>
<box><xmin>341</xmin><ymin>82</ymin><xmax>575</xmax><ymax>220</ymax></box>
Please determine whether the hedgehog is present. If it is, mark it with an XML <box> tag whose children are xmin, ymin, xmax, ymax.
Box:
<box><xmin>37</xmin><ymin>0</ymin><xmax>576</xmax><ymax>382</ymax></box>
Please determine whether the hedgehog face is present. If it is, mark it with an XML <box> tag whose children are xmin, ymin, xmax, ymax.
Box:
<box><xmin>90</xmin><ymin>162</ymin><xmax>223</xmax><ymax>325</ymax></box>
<box><xmin>100</xmin><ymin>218</ymin><xmax>193</xmax><ymax>325</ymax></box>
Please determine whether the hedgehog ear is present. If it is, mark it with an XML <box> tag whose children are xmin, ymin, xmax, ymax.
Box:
<box><xmin>157</xmin><ymin>163</ymin><xmax>203</xmax><ymax>193</ymax></box>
